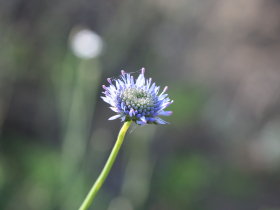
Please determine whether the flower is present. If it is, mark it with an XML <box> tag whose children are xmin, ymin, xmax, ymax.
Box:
<box><xmin>101</xmin><ymin>68</ymin><xmax>173</xmax><ymax>126</ymax></box>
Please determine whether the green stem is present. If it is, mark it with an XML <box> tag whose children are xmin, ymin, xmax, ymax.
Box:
<box><xmin>79</xmin><ymin>121</ymin><xmax>132</xmax><ymax>210</ymax></box>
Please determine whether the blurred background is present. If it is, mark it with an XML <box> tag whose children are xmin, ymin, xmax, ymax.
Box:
<box><xmin>1</xmin><ymin>0</ymin><xmax>280</xmax><ymax>209</ymax></box>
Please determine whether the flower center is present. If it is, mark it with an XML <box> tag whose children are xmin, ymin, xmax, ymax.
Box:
<box><xmin>121</xmin><ymin>87</ymin><xmax>156</xmax><ymax>107</ymax></box>
<box><xmin>117</xmin><ymin>87</ymin><xmax>158</xmax><ymax>117</ymax></box>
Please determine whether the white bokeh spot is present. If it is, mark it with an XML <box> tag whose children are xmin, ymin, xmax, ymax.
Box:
<box><xmin>71</xmin><ymin>29</ymin><xmax>103</xmax><ymax>59</ymax></box>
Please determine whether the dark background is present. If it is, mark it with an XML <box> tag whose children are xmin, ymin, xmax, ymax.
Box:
<box><xmin>1</xmin><ymin>0</ymin><xmax>280</xmax><ymax>209</ymax></box>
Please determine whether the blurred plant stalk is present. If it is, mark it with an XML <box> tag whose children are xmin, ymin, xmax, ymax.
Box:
<box><xmin>60</xmin><ymin>58</ymin><xmax>101</xmax><ymax>180</ymax></box>
<box><xmin>52</xmin><ymin>51</ymin><xmax>101</xmax><ymax>209</ymax></box>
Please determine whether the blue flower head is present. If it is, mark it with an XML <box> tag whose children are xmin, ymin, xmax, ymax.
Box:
<box><xmin>101</xmin><ymin>68</ymin><xmax>173</xmax><ymax>126</ymax></box>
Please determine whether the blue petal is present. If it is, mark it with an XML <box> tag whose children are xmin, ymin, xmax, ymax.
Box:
<box><xmin>110</xmin><ymin>107</ymin><xmax>119</xmax><ymax>112</ymax></box>
<box><xmin>129</xmin><ymin>109</ymin><xmax>135</xmax><ymax>117</ymax></box>
<box><xmin>155</xmin><ymin>117</ymin><xmax>169</xmax><ymax>124</ymax></box>
<box><xmin>149</xmin><ymin>83</ymin><xmax>156</xmax><ymax>91</ymax></box>
<box><xmin>126</xmin><ymin>73</ymin><xmax>131</xmax><ymax>86</ymax></box>
<box><xmin>155</xmin><ymin>86</ymin><xmax>160</xmax><ymax>94</ymax></box>
<box><xmin>136</xmin><ymin>120</ymin><xmax>145</xmax><ymax>126</ymax></box>
<box><xmin>115</xmin><ymin>80</ymin><xmax>120</xmax><ymax>90</ymax></box>
<box><xmin>158</xmin><ymin>94</ymin><xmax>168</xmax><ymax>100</ymax></box>
<box><xmin>108</xmin><ymin>115</ymin><xmax>122</xmax><ymax>120</ymax></box>
<box><xmin>158</xmin><ymin>110</ymin><xmax>172</xmax><ymax>116</ymax></box>
<box><xmin>101</xmin><ymin>96</ymin><xmax>110</xmax><ymax>104</ymax></box>
<box><xmin>136</xmin><ymin>74</ymin><xmax>145</xmax><ymax>87</ymax></box>
<box><xmin>140</xmin><ymin>116</ymin><xmax>147</xmax><ymax>124</ymax></box>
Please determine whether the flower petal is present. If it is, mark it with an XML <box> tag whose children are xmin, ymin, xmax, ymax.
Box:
<box><xmin>140</xmin><ymin>116</ymin><xmax>147</xmax><ymax>123</ymax></box>
<box><xmin>108</xmin><ymin>115</ymin><xmax>122</xmax><ymax>120</ymax></box>
<box><xmin>129</xmin><ymin>109</ymin><xmax>135</xmax><ymax>117</ymax></box>
<box><xmin>101</xmin><ymin>96</ymin><xmax>110</xmax><ymax>103</ymax></box>
<box><xmin>136</xmin><ymin>120</ymin><xmax>146</xmax><ymax>126</ymax></box>
<box><xmin>159</xmin><ymin>86</ymin><xmax>168</xmax><ymax>96</ymax></box>
<box><xmin>136</xmin><ymin>74</ymin><xmax>145</xmax><ymax>87</ymax></box>
<box><xmin>158</xmin><ymin>94</ymin><xmax>168</xmax><ymax>100</ymax></box>
<box><xmin>149</xmin><ymin>83</ymin><xmax>156</xmax><ymax>92</ymax></box>
<box><xmin>110</xmin><ymin>107</ymin><xmax>119</xmax><ymax>112</ymax></box>
<box><xmin>158</xmin><ymin>110</ymin><xmax>172</xmax><ymax>116</ymax></box>
<box><xmin>155</xmin><ymin>117</ymin><xmax>169</xmax><ymax>124</ymax></box>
